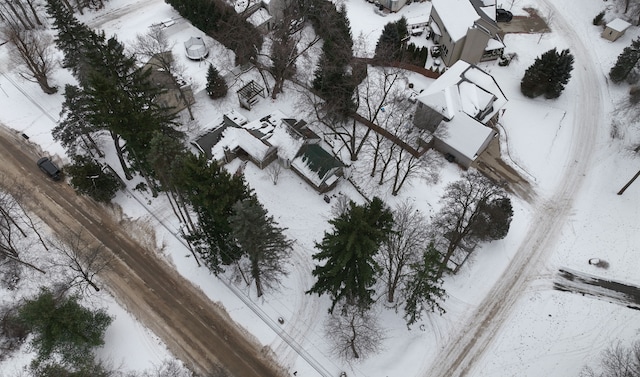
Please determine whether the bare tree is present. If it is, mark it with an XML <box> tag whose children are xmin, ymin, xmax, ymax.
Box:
<box><xmin>1</xmin><ymin>22</ymin><xmax>58</xmax><ymax>94</ymax></box>
<box><xmin>50</xmin><ymin>230</ymin><xmax>113</xmax><ymax>295</ymax></box>
<box><xmin>362</xmin><ymin>68</ymin><xmax>436</xmax><ymax>195</ymax></box>
<box><xmin>0</xmin><ymin>0</ymin><xmax>42</xmax><ymax>30</ymax></box>
<box><xmin>431</xmin><ymin>170</ymin><xmax>508</xmax><ymax>279</ymax></box>
<box><xmin>133</xmin><ymin>27</ymin><xmax>195</xmax><ymax>120</ymax></box>
<box><xmin>0</xmin><ymin>187</ymin><xmax>47</xmax><ymax>275</ymax></box>
<box><xmin>580</xmin><ymin>340</ymin><xmax>640</xmax><ymax>377</ymax></box>
<box><xmin>266</xmin><ymin>162</ymin><xmax>282</xmax><ymax>185</ymax></box>
<box><xmin>325</xmin><ymin>303</ymin><xmax>385</xmax><ymax>360</ymax></box>
<box><xmin>377</xmin><ymin>200</ymin><xmax>428</xmax><ymax>304</ymax></box>
<box><xmin>265</xmin><ymin>1</ymin><xmax>321</xmax><ymax>99</ymax></box>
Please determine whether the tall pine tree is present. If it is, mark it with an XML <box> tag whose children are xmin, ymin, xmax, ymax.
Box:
<box><xmin>609</xmin><ymin>37</ymin><xmax>640</xmax><ymax>83</ymax></box>
<box><xmin>230</xmin><ymin>195</ymin><xmax>293</xmax><ymax>297</ymax></box>
<box><xmin>174</xmin><ymin>154</ymin><xmax>251</xmax><ymax>273</ymax></box>
<box><xmin>307</xmin><ymin>197</ymin><xmax>394</xmax><ymax>313</ymax></box>
<box><xmin>402</xmin><ymin>243</ymin><xmax>447</xmax><ymax>328</ymax></box>
<box><xmin>521</xmin><ymin>48</ymin><xmax>574</xmax><ymax>99</ymax></box>
<box><xmin>374</xmin><ymin>17</ymin><xmax>409</xmax><ymax>62</ymax></box>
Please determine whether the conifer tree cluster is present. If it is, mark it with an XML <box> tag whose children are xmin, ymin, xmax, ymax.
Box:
<box><xmin>310</xmin><ymin>1</ymin><xmax>358</xmax><ymax>117</ymax></box>
<box><xmin>374</xmin><ymin>17</ymin><xmax>409</xmax><ymax>62</ymax></box>
<box><xmin>609</xmin><ymin>37</ymin><xmax>640</xmax><ymax>83</ymax></box>
<box><xmin>521</xmin><ymin>48</ymin><xmax>574</xmax><ymax>99</ymax></box>
<box><xmin>164</xmin><ymin>0</ymin><xmax>263</xmax><ymax>66</ymax></box>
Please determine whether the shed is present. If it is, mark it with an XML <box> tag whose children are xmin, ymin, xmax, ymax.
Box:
<box><xmin>236</xmin><ymin>80</ymin><xmax>265</xmax><ymax>110</ymax></box>
<box><xmin>602</xmin><ymin>18</ymin><xmax>632</xmax><ymax>42</ymax></box>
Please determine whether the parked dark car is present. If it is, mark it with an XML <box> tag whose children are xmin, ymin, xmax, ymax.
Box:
<box><xmin>37</xmin><ymin>157</ymin><xmax>61</xmax><ymax>181</ymax></box>
<box><xmin>496</xmin><ymin>8</ymin><xmax>513</xmax><ymax>22</ymax></box>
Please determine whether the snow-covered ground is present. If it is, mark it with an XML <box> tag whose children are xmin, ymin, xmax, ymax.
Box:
<box><xmin>1</xmin><ymin>0</ymin><xmax>640</xmax><ymax>376</ymax></box>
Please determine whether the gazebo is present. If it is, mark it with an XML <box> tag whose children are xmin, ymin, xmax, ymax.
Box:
<box><xmin>184</xmin><ymin>37</ymin><xmax>209</xmax><ymax>60</ymax></box>
<box><xmin>236</xmin><ymin>80</ymin><xmax>265</xmax><ymax>110</ymax></box>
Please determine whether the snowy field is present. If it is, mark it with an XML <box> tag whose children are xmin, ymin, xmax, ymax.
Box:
<box><xmin>1</xmin><ymin>0</ymin><xmax>640</xmax><ymax>376</ymax></box>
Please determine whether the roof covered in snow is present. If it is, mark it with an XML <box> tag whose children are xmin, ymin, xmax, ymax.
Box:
<box><xmin>211</xmin><ymin>127</ymin><xmax>272</xmax><ymax>162</ymax></box>
<box><xmin>436</xmin><ymin>113</ymin><xmax>494</xmax><ymax>160</ymax></box>
<box><xmin>417</xmin><ymin>60</ymin><xmax>506</xmax><ymax>160</ymax></box>
<box><xmin>607</xmin><ymin>18</ymin><xmax>632</xmax><ymax>32</ymax></box>
<box><xmin>431</xmin><ymin>0</ymin><xmax>480</xmax><ymax>41</ymax></box>
<box><xmin>416</xmin><ymin>60</ymin><xmax>507</xmax><ymax>122</ymax></box>
<box><xmin>268</xmin><ymin>122</ymin><xmax>305</xmax><ymax>161</ymax></box>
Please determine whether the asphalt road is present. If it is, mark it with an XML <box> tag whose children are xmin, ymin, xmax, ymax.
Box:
<box><xmin>0</xmin><ymin>125</ymin><xmax>285</xmax><ymax>377</ymax></box>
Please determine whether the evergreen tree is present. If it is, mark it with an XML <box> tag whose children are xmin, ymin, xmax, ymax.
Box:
<box><xmin>470</xmin><ymin>197</ymin><xmax>513</xmax><ymax>242</ymax></box>
<box><xmin>374</xmin><ymin>17</ymin><xmax>408</xmax><ymax>62</ymax></box>
<box><xmin>45</xmin><ymin>0</ymin><xmax>99</xmax><ymax>84</ymax></box>
<box><xmin>521</xmin><ymin>48</ymin><xmax>574</xmax><ymax>99</ymax></box>
<box><xmin>609</xmin><ymin>37</ymin><xmax>640</xmax><ymax>83</ymax></box>
<box><xmin>66</xmin><ymin>155</ymin><xmax>123</xmax><ymax>203</ymax></box>
<box><xmin>230</xmin><ymin>195</ymin><xmax>293</xmax><ymax>297</ymax></box>
<box><xmin>174</xmin><ymin>153</ymin><xmax>251</xmax><ymax>273</ymax></box>
<box><xmin>18</xmin><ymin>289</ymin><xmax>112</xmax><ymax>368</ymax></box>
<box><xmin>402</xmin><ymin>243</ymin><xmax>447</xmax><ymax>328</ymax></box>
<box><xmin>206</xmin><ymin>64</ymin><xmax>228</xmax><ymax>99</ymax></box>
<box><xmin>310</xmin><ymin>2</ymin><xmax>356</xmax><ymax>117</ymax></box>
<box><xmin>307</xmin><ymin>197</ymin><xmax>394</xmax><ymax>313</ymax></box>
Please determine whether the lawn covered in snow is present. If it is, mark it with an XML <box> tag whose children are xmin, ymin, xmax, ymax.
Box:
<box><xmin>1</xmin><ymin>0</ymin><xmax>640</xmax><ymax>376</ymax></box>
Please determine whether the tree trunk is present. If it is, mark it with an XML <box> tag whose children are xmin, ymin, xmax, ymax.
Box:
<box><xmin>110</xmin><ymin>131</ymin><xmax>133</xmax><ymax>180</ymax></box>
<box><xmin>349</xmin><ymin>317</ymin><xmax>359</xmax><ymax>359</ymax></box>
<box><xmin>252</xmin><ymin>257</ymin><xmax>263</xmax><ymax>297</ymax></box>
<box><xmin>24</xmin><ymin>0</ymin><xmax>42</xmax><ymax>26</ymax></box>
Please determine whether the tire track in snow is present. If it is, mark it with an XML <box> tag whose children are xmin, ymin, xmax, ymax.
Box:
<box><xmin>423</xmin><ymin>2</ymin><xmax>603</xmax><ymax>376</ymax></box>
<box><xmin>271</xmin><ymin>243</ymin><xmax>321</xmax><ymax>369</ymax></box>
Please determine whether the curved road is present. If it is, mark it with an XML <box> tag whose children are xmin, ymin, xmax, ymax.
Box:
<box><xmin>425</xmin><ymin>2</ymin><xmax>604</xmax><ymax>377</ymax></box>
<box><xmin>0</xmin><ymin>126</ymin><xmax>285</xmax><ymax>377</ymax></box>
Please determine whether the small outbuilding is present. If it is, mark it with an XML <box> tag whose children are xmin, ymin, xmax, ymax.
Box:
<box><xmin>602</xmin><ymin>18</ymin><xmax>632</xmax><ymax>42</ymax></box>
<box><xmin>236</xmin><ymin>80</ymin><xmax>265</xmax><ymax>110</ymax></box>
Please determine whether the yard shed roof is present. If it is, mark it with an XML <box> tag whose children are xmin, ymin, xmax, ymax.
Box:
<box><xmin>607</xmin><ymin>18</ymin><xmax>631</xmax><ymax>32</ymax></box>
<box><xmin>432</xmin><ymin>0</ymin><xmax>480</xmax><ymax>41</ymax></box>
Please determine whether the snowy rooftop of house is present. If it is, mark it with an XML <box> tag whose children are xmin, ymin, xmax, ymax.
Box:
<box><xmin>291</xmin><ymin>144</ymin><xmax>343</xmax><ymax>186</ymax></box>
<box><xmin>485</xmin><ymin>37</ymin><xmax>505</xmax><ymax>50</ymax></box>
<box><xmin>211</xmin><ymin>127</ymin><xmax>271</xmax><ymax>161</ymax></box>
<box><xmin>437</xmin><ymin>113</ymin><xmax>495</xmax><ymax>160</ymax></box>
<box><xmin>268</xmin><ymin>122</ymin><xmax>305</xmax><ymax>161</ymax></box>
<box><xmin>432</xmin><ymin>0</ymin><xmax>480</xmax><ymax>41</ymax></box>
<box><xmin>607</xmin><ymin>18</ymin><xmax>632</xmax><ymax>32</ymax></box>
<box><xmin>417</xmin><ymin>60</ymin><xmax>507</xmax><ymax>122</ymax></box>
<box><xmin>407</xmin><ymin>15</ymin><xmax>430</xmax><ymax>26</ymax></box>
<box><xmin>241</xmin><ymin>110</ymin><xmax>287</xmax><ymax>139</ymax></box>
<box><xmin>248</xmin><ymin>8</ymin><xmax>272</xmax><ymax>27</ymax></box>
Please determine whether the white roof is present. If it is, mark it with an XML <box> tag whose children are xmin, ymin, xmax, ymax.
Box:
<box><xmin>485</xmin><ymin>37</ymin><xmax>505</xmax><ymax>50</ymax></box>
<box><xmin>268</xmin><ymin>123</ymin><xmax>304</xmax><ymax>161</ymax></box>
<box><xmin>437</xmin><ymin>113</ymin><xmax>494</xmax><ymax>160</ymax></box>
<box><xmin>432</xmin><ymin>0</ymin><xmax>480</xmax><ymax>41</ymax></box>
<box><xmin>479</xmin><ymin>5</ymin><xmax>496</xmax><ymax>21</ymax></box>
<box><xmin>417</xmin><ymin>61</ymin><xmax>507</xmax><ymax>122</ymax></box>
<box><xmin>211</xmin><ymin>127</ymin><xmax>271</xmax><ymax>161</ymax></box>
<box><xmin>407</xmin><ymin>15</ymin><xmax>430</xmax><ymax>26</ymax></box>
<box><xmin>607</xmin><ymin>18</ymin><xmax>631</xmax><ymax>32</ymax></box>
<box><xmin>242</xmin><ymin>110</ymin><xmax>287</xmax><ymax>138</ymax></box>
